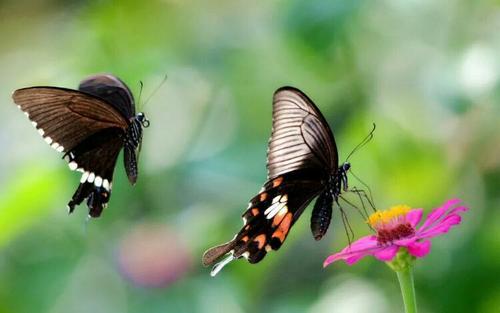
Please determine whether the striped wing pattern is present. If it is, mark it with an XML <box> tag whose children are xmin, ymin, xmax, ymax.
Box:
<box><xmin>267</xmin><ymin>87</ymin><xmax>338</xmax><ymax>180</ymax></box>
<box><xmin>13</xmin><ymin>87</ymin><xmax>128</xmax><ymax>154</ymax></box>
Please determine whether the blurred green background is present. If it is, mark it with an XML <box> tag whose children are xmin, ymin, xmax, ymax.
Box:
<box><xmin>0</xmin><ymin>0</ymin><xmax>498</xmax><ymax>312</ymax></box>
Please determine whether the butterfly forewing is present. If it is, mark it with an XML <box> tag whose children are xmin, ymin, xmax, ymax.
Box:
<box><xmin>78</xmin><ymin>74</ymin><xmax>136</xmax><ymax>118</ymax></box>
<box><xmin>267</xmin><ymin>87</ymin><xmax>338</xmax><ymax>180</ymax></box>
<box><xmin>13</xmin><ymin>87</ymin><xmax>128</xmax><ymax>154</ymax></box>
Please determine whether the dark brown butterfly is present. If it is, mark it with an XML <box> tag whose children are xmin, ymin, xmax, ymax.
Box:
<box><xmin>12</xmin><ymin>74</ymin><xmax>150</xmax><ymax>218</ymax></box>
<box><xmin>203</xmin><ymin>86</ymin><xmax>353</xmax><ymax>276</ymax></box>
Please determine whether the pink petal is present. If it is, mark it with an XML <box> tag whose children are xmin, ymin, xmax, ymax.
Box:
<box><xmin>407</xmin><ymin>240</ymin><xmax>431</xmax><ymax>258</ymax></box>
<box><xmin>323</xmin><ymin>236</ymin><xmax>379</xmax><ymax>267</ymax></box>
<box><xmin>419</xmin><ymin>199</ymin><xmax>461</xmax><ymax>231</ymax></box>
<box><xmin>406</xmin><ymin>209</ymin><xmax>423</xmax><ymax>228</ymax></box>
<box><xmin>373</xmin><ymin>245</ymin><xmax>399</xmax><ymax>261</ymax></box>
<box><xmin>418</xmin><ymin>214</ymin><xmax>462</xmax><ymax>238</ymax></box>
<box><xmin>393</xmin><ymin>235</ymin><xmax>418</xmax><ymax>246</ymax></box>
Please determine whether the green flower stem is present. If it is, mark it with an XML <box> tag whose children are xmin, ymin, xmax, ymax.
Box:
<box><xmin>396</xmin><ymin>267</ymin><xmax>417</xmax><ymax>313</ymax></box>
<box><xmin>386</xmin><ymin>248</ymin><xmax>418</xmax><ymax>313</ymax></box>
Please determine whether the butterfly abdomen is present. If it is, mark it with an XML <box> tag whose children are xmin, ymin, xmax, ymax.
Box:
<box><xmin>311</xmin><ymin>191</ymin><xmax>333</xmax><ymax>241</ymax></box>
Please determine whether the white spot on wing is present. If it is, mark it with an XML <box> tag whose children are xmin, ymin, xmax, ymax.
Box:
<box><xmin>103</xmin><ymin>179</ymin><xmax>110</xmax><ymax>191</ymax></box>
<box><xmin>264</xmin><ymin>202</ymin><xmax>286</xmax><ymax>219</ymax></box>
<box><xmin>94</xmin><ymin>176</ymin><xmax>103</xmax><ymax>187</ymax></box>
<box><xmin>37</xmin><ymin>128</ymin><xmax>45</xmax><ymax>136</ymax></box>
<box><xmin>31</xmin><ymin>121</ymin><xmax>37</xmax><ymax>127</ymax></box>
<box><xmin>87</xmin><ymin>172</ymin><xmax>95</xmax><ymax>183</ymax></box>
<box><xmin>44</xmin><ymin>137</ymin><xmax>53</xmax><ymax>145</ymax></box>
<box><xmin>56</xmin><ymin>145</ymin><xmax>64</xmax><ymax>153</ymax></box>
<box><xmin>80</xmin><ymin>171</ymin><xmax>89</xmax><ymax>183</ymax></box>
<box><xmin>68</xmin><ymin>162</ymin><xmax>78</xmax><ymax>171</ymax></box>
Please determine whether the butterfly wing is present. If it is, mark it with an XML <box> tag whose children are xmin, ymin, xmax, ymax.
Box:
<box><xmin>203</xmin><ymin>169</ymin><xmax>324</xmax><ymax>275</ymax></box>
<box><xmin>13</xmin><ymin>87</ymin><xmax>129</xmax><ymax>152</ymax></box>
<box><xmin>68</xmin><ymin>128</ymin><xmax>124</xmax><ymax>217</ymax></box>
<box><xmin>12</xmin><ymin>86</ymin><xmax>131</xmax><ymax>217</ymax></box>
<box><xmin>78</xmin><ymin>74</ymin><xmax>136</xmax><ymax>119</ymax></box>
<box><xmin>267</xmin><ymin>87</ymin><xmax>338</xmax><ymax>179</ymax></box>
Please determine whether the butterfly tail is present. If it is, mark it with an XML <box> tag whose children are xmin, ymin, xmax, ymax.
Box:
<box><xmin>68</xmin><ymin>182</ymin><xmax>111</xmax><ymax>218</ymax></box>
<box><xmin>202</xmin><ymin>240</ymin><xmax>236</xmax><ymax>267</ymax></box>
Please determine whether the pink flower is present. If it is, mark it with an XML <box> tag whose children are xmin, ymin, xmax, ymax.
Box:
<box><xmin>324</xmin><ymin>199</ymin><xmax>468</xmax><ymax>267</ymax></box>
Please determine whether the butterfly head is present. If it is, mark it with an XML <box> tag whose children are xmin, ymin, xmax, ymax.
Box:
<box><xmin>135</xmin><ymin>112</ymin><xmax>150</xmax><ymax>128</ymax></box>
<box><xmin>341</xmin><ymin>162</ymin><xmax>351</xmax><ymax>172</ymax></box>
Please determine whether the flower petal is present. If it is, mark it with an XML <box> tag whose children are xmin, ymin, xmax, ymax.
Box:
<box><xmin>418</xmin><ymin>214</ymin><xmax>463</xmax><ymax>238</ymax></box>
<box><xmin>373</xmin><ymin>246</ymin><xmax>399</xmax><ymax>261</ymax></box>
<box><xmin>419</xmin><ymin>199</ymin><xmax>461</xmax><ymax>231</ymax></box>
<box><xmin>407</xmin><ymin>240</ymin><xmax>431</xmax><ymax>258</ymax></box>
<box><xmin>406</xmin><ymin>209</ymin><xmax>423</xmax><ymax>228</ymax></box>
<box><xmin>323</xmin><ymin>236</ymin><xmax>379</xmax><ymax>267</ymax></box>
<box><xmin>393</xmin><ymin>236</ymin><xmax>418</xmax><ymax>246</ymax></box>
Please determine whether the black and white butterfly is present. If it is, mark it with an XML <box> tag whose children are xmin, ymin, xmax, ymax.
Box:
<box><xmin>12</xmin><ymin>74</ymin><xmax>150</xmax><ymax>218</ymax></box>
<box><xmin>203</xmin><ymin>86</ymin><xmax>359</xmax><ymax>276</ymax></box>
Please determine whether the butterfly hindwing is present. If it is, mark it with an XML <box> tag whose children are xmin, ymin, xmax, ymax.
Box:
<box><xmin>203</xmin><ymin>170</ymin><xmax>325</xmax><ymax>272</ymax></box>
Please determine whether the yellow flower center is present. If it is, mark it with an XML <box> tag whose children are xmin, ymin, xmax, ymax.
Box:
<box><xmin>367</xmin><ymin>205</ymin><xmax>411</xmax><ymax>228</ymax></box>
<box><xmin>367</xmin><ymin>205</ymin><xmax>415</xmax><ymax>244</ymax></box>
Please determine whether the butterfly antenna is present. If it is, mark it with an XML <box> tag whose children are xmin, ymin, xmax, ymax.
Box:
<box><xmin>141</xmin><ymin>73</ymin><xmax>168</xmax><ymax>110</ymax></box>
<box><xmin>137</xmin><ymin>81</ymin><xmax>144</xmax><ymax>108</ymax></box>
<box><xmin>345</xmin><ymin>123</ymin><xmax>376</xmax><ymax>162</ymax></box>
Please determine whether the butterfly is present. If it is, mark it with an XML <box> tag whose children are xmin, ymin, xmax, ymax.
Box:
<box><xmin>12</xmin><ymin>74</ymin><xmax>150</xmax><ymax>218</ymax></box>
<box><xmin>203</xmin><ymin>86</ymin><xmax>355</xmax><ymax>276</ymax></box>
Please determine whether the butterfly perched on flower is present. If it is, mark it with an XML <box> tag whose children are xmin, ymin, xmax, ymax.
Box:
<box><xmin>12</xmin><ymin>74</ymin><xmax>150</xmax><ymax>218</ymax></box>
<box><xmin>203</xmin><ymin>86</ymin><xmax>359</xmax><ymax>276</ymax></box>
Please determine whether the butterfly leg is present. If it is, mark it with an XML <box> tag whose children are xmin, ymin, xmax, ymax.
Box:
<box><xmin>336</xmin><ymin>199</ymin><xmax>354</xmax><ymax>245</ymax></box>
<box><xmin>349</xmin><ymin>187</ymin><xmax>376</xmax><ymax>212</ymax></box>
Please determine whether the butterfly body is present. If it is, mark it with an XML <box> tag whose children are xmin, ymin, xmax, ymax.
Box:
<box><xmin>203</xmin><ymin>87</ymin><xmax>351</xmax><ymax>276</ymax></box>
<box><xmin>12</xmin><ymin>74</ymin><xmax>149</xmax><ymax>218</ymax></box>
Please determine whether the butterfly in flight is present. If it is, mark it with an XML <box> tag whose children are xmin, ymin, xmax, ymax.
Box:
<box><xmin>203</xmin><ymin>86</ymin><xmax>373</xmax><ymax>276</ymax></box>
<box><xmin>12</xmin><ymin>74</ymin><xmax>150</xmax><ymax>218</ymax></box>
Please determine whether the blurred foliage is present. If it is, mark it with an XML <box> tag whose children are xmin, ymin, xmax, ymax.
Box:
<box><xmin>0</xmin><ymin>0</ymin><xmax>499</xmax><ymax>312</ymax></box>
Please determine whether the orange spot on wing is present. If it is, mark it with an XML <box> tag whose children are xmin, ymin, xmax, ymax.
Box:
<box><xmin>272</xmin><ymin>206</ymin><xmax>288</xmax><ymax>226</ymax></box>
<box><xmin>251</xmin><ymin>208</ymin><xmax>260</xmax><ymax>216</ymax></box>
<box><xmin>241</xmin><ymin>236</ymin><xmax>249</xmax><ymax>242</ymax></box>
<box><xmin>259</xmin><ymin>192</ymin><xmax>268</xmax><ymax>202</ymax></box>
<box><xmin>272</xmin><ymin>177</ymin><xmax>283</xmax><ymax>187</ymax></box>
<box><xmin>254</xmin><ymin>234</ymin><xmax>266</xmax><ymax>249</ymax></box>
<box><xmin>272</xmin><ymin>212</ymin><xmax>292</xmax><ymax>243</ymax></box>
